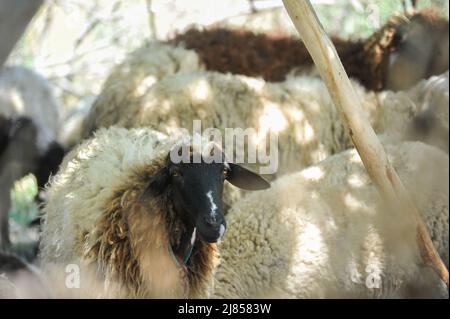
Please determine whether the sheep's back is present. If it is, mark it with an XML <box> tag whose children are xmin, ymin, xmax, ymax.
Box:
<box><xmin>215</xmin><ymin>142</ymin><xmax>449</xmax><ymax>298</ymax></box>
<box><xmin>81</xmin><ymin>43</ymin><xmax>204</xmax><ymax>138</ymax></box>
<box><xmin>136</xmin><ymin>71</ymin><xmax>379</xmax><ymax>174</ymax></box>
<box><xmin>376</xmin><ymin>71</ymin><xmax>449</xmax><ymax>153</ymax></box>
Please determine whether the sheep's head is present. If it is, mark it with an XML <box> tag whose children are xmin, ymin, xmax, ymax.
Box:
<box><xmin>0</xmin><ymin>116</ymin><xmax>40</xmax><ymax>168</ymax></box>
<box><xmin>386</xmin><ymin>9</ymin><xmax>449</xmax><ymax>91</ymax></box>
<box><xmin>141</xmin><ymin>143</ymin><xmax>270</xmax><ymax>243</ymax></box>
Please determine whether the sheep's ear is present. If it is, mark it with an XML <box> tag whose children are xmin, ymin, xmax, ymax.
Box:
<box><xmin>226</xmin><ymin>163</ymin><xmax>270</xmax><ymax>190</ymax></box>
<box><xmin>140</xmin><ymin>168</ymin><xmax>170</xmax><ymax>200</ymax></box>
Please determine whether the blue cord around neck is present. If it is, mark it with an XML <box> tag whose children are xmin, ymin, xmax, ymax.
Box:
<box><xmin>168</xmin><ymin>227</ymin><xmax>196</xmax><ymax>269</ymax></box>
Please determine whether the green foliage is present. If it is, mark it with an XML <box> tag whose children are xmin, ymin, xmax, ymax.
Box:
<box><xmin>9</xmin><ymin>174</ymin><xmax>40</xmax><ymax>226</ymax></box>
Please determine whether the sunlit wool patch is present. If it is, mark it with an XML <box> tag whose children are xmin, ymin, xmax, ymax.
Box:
<box><xmin>190</xmin><ymin>78</ymin><xmax>211</xmax><ymax>102</ymax></box>
<box><xmin>300</xmin><ymin>166</ymin><xmax>324</xmax><ymax>181</ymax></box>
<box><xmin>347</xmin><ymin>173</ymin><xmax>369</xmax><ymax>188</ymax></box>
<box><xmin>135</xmin><ymin>76</ymin><xmax>157</xmax><ymax>96</ymax></box>
<box><xmin>259</xmin><ymin>103</ymin><xmax>287</xmax><ymax>134</ymax></box>
<box><xmin>344</xmin><ymin>193</ymin><xmax>372</xmax><ymax>213</ymax></box>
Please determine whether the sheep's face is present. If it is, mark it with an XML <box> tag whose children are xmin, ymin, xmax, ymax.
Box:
<box><xmin>170</xmin><ymin>159</ymin><xmax>228</xmax><ymax>243</ymax></box>
<box><xmin>142</xmin><ymin>153</ymin><xmax>270</xmax><ymax>244</ymax></box>
<box><xmin>386</xmin><ymin>12</ymin><xmax>449</xmax><ymax>91</ymax></box>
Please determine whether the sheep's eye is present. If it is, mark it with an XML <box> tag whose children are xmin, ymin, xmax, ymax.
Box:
<box><xmin>172</xmin><ymin>170</ymin><xmax>183</xmax><ymax>178</ymax></box>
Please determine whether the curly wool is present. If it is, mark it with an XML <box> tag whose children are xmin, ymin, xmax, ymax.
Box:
<box><xmin>40</xmin><ymin>127</ymin><xmax>217</xmax><ymax>298</ymax></box>
<box><xmin>84</xmin><ymin>70</ymin><xmax>379</xmax><ymax>174</ymax></box>
<box><xmin>376</xmin><ymin>71</ymin><xmax>449</xmax><ymax>153</ymax></box>
<box><xmin>214</xmin><ymin>142</ymin><xmax>449</xmax><ymax>298</ymax></box>
<box><xmin>85</xmin><ymin>69</ymin><xmax>449</xmax><ymax>175</ymax></box>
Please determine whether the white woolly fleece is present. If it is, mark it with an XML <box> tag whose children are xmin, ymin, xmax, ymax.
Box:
<box><xmin>376</xmin><ymin>71</ymin><xmax>449</xmax><ymax>152</ymax></box>
<box><xmin>214</xmin><ymin>142</ymin><xmax>449</xmax><ymax>298</ymax></box>
<box><xmin>85</xmin><ymin>57</ymin><xmax>449</xmax><ymax>181</ymax></box>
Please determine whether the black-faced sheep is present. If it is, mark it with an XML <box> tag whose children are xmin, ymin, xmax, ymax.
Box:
<box><xmin>39</xmin><ymin>127</ymin><xmax>269</xmax><ymax>298</ymax></box>
<box><xmin>214</xmin><ymin>142</ymin><xmax>449</xmax><ymax>298</ymax></box>
<box><xmin>171</xmin><ymin>8</ymin><xmax>448</xmax><ymax>91</ymax></box>
<box><xmin>0</xmin><ymin>66</ymin><xmax>66</xmax><ymax>251</ymax></box>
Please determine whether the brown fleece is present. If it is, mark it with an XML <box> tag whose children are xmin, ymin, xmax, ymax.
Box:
<box><xmin>171</xmin><ymin>9</ymin><xmax>448</xmax><ymax>91</ymax></box>
<box><xmin>83</xmin><ymin>160</ymin><xmax>217</xmax><ymax>298</ymax></box>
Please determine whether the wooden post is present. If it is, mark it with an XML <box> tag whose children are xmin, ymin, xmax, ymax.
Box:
<box><xmin>0</xmin><ymin>0</ymin><xmax>43</xmax><ymax>68</ymax></box>
<box><xmin>282</xmin><ymin>0</ymin><xmax>449</xmax><ymax>287</ymax></box>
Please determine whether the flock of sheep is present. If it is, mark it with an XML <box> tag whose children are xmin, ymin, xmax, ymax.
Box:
<box><xmin>0</xmin><ymin>7</ymin><xmax>449</xmax><ymax>298</ymax></box>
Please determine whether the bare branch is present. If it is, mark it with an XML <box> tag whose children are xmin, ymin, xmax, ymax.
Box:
<box><xmin>0</xmin><ymin>0</ymin><xmax>44</xmax><ymax>68</ymax></box>
<box><xmin>145</xmin><ymin>0</ymin><xmax>158</xmax><ymax>40</ymax></box>
<box><xmin>282</xmin><ymin>0</ymin><xmax>449</xmax><ymax>287</ymax></box>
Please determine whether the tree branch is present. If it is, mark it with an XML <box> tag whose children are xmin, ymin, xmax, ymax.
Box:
<box><xmin>0</xmin><ymin>0</ymin><xmax>43</xmax><ymax>68</ymax></box>
<box><xmin>145</xmin><ymin>0</ymin><xmax>158</xmax><ymax>40</ymax></box>
<box><xmin>282</xmin><ymin>0</ymin><xmax>449</xmax><ymax>287</ymax></box>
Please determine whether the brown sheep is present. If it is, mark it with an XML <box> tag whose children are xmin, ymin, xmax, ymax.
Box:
<box><xmin>171</xmin><ymin>8</ymin><xmax>448</xmax><ymax>91</ymax></box>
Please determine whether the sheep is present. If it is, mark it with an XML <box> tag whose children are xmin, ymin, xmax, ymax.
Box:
<box><xmin>81</xmin><ymin>10</ymin><xmax>448</xmax><ymax>142</ymax></box>
<box><xmin>82</xmin><ymin>70</ymin><xmax>449</xmax><ymax>182</ymax></box>
<box><xmin>83</xmin><ymin>70</ymin><xmax>373</xmax><ymax>176</ymax></box>
<box><xmin>58</xmin><ymin>96</ymin><xmax>95</xmax><ymax>149</ymax></box>
<box><xmin>0</xmin><ymin>66</ymin><xmax>60</xmax><ymax>150</ymax></box>
<box><xmin>213</xmin><ymin>141</ymin><xmax>449</xmax><ymax>298</ymax></box>
<box><xmin>39</xmin><ymin>126</ymin><xmax>269</xmax><ymax>298</ymax></box>
<box><xmin>383</xmin><ymin>8</ymin><xmax>449</xmax><ymax>91</ymax></box>
<box><xmin>171</xmin><ymin>8</ymin><xmax>448</xmax><ymax>91</ymax></box>
<box><xmin>56</xmin><ymin>42</ymin><xmax>203</xmax><ymax>148</ymax></box>
<box><xmin>0</xmin><ymin>66</ymin><xmax>66</xmax><ymax>251</ymax></box>
<box><xmin>80</xmin><ymin>42</ymin><xmax>204</xmax><ymax>139</ymax></box>
<box><xmin>398</xmin><ymin>72</ymin><xmax>449</xmax><ymax>153</ymax></box>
